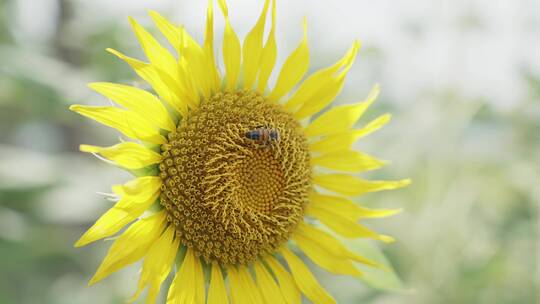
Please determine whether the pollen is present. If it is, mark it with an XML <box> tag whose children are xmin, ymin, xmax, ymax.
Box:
<box><xmin>159</xmin><ymin>91</ymin><xmax>312</xmax><ymax>266</ymax></box>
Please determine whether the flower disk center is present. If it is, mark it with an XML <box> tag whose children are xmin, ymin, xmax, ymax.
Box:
<box><xmin>159</xmin><ymin>91</ymin><xmax>311</xmax><ymax>266</ymax></box>
<box><xmin>236</xmin><ymin>149</ymin><xmax>284</xmax><ymax>213</ymax></box>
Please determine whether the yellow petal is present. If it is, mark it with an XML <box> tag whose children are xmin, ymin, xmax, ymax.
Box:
<box><xmin>89</xmin><ymin>82</ymin><xmax>175</xmax><ymax>131</ymax></box>
<box><xmin>294</xmin><ymin>230</ymin><xmax>363</xmax><ymax>277</ymax></box>
<box><xmin>294</xmin><ymin>76</ymin><xmax>345</xmax><ymax>120</ymax></box>
<box><xmin>293</xmin><ymin>47</ymin><xmax>359</xmax><ymax>120</ymax></box>
<box><xmin>203</xmin><ymin>1</ymin><xmax>215</xmax><ymax>57</ymax></box>
<box><xmin>306</xmin><ymin>200</ymin><xmax>394</xmax><ymax>242</ymax></box>
<box><xmin>242</xmin><ymin>0</ymin><xmax>270</xmax><ymax>89</ymax></box>
<box><xmin>149</xmin><ymin>10</ymin><xmax>181</xmax><ymax>53</ymax></box>
<box><xmin>314</xmin><ymin>173</ymin><xmax>411</xmax><ymax>196</ymax></box>
<box><xmin>106</xmin><ymin>48</ymin><xmax>188</xmax><ymax>117</ymax></box>
<box><xmin>296</xmin><ymin>222</ymin><xmax>381</xmax><ymax>268</ymax></box>
<box><xmin>308</xmin><ymin>192</ymin><xmax>402</xmax><ymax>222</ymax></box>
<box><xmin>229</xmin><ymin>266</ymin><xmax>263</xmax><ymax>304</ymax></box>
<box><xmin>113</xmin><ymin>176</ymin><xmax>162</xmax><ymax>198</ymax></box>
<box><xmin>75</xmin><ymin>176</ymin><xmax>162</xmax><ymax>247</ymax></box>
<box><xmin>268</xmin><ymin>19</ymin><xmax>309</xmax><ymax>102</ymax></box>
<box><xmin>351</xmin><ymin>113</ymin><xmax>392</xmax><ymax>138</ymax></box>
<box><xmin>203</xmin><ymin>0</ymin><xmax>221</xmax><ymax>93</ymax></box>
<box><xmin>280</xmin><ymin>247</ymin><xmax>335</xmax><ymax>304</ymax></box>
<box><xmin>311</xmin><ymin>150</ymin><xmax>386</xmax><ymax>172</ymax></box>
<box><xmin>69</xmin><ymin>105</ymin><xmax>166</xmax><ymax>144</ymax></box>
<box><xmin>219</xmin><ymin>2</ymin><xmax>241</xmax><ymax>90</ymax></box>
<box><xmin>256</xmin><ymin>0</ymin><xmax>277</xmax><ymax>93</ymax></box>
<box><xmin>88</xmin><ymin>211</ymin><xmax>167</xmax><ymax>285</ymax></box>
<box><xmin>237</xmin><ymin>266</ymin><xmax>264</xmax><ymax>304</ymax></box>
<box><xmin>129</xmin><ymin>17</ymin><xmax>178</xmax><ymax>82</ymax></box>
<box><xmin>167</xmin><ymin>248</ymin><xmax>205</xmax><ymax>304</ymax></box>
<box><xmin>208</xmin><ymin>262</ymin><xmax>229</xmax><ymax>304</ymax></box>
<box><xmin>180</xmin><ymin>27</ymin><xmax>213</xmax><ymax>100</ymax></box>
<box><xmin>80</xmin><ymin>142</ymin><xmax>162</xmax><ymax>170</ymax></box>
<box><xmin>166</xmin><ymin>275</ymin><xmax>177</xmax><ymax>304</ymax></box>
<box><xmin>217</xmin><ymin>0</ymin><xmax>228</xmax><ymax>17</ymax></box>
<box><xmin>178</xmin><ymin>55</ymin><xmax>202</xmax><ymax>109</ymax></box>
<box><xmin>285</xmin><ymin>41</ymin><xmax>360</xmax><ymax>116</ymax></box>
<box><xmin>304</xmin><ymin>84</ymin><xmax>379</xmax><ymax>137</ymax></box>
<box><xmin>263</xmin><ymin>256</ymin><xmax>301</xmax><ymax>304</ymax></box>
<box><xmin>254</xmin><ymin>260</ymin><xmax>286</xmax><ymax>304</ymax></box>
<box><xmin>128</xmin><ymin>18</ymin><xmax>194</xmax><ymax>114</ymax></box>
<box><xmin>129</xmin><ymin>225</ymin><xmax>179</xmax><ymax>303</ymax></box>
<box><xmin>309</xmin><ymin>114</ymin><xmax>391</xmax><ymax>154</ymax></box>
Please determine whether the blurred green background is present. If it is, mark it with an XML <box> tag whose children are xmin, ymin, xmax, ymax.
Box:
<box><xmin>0</xmin><ymin>0</ymin><xmax>539</xmax><ymax>303</ymax></box>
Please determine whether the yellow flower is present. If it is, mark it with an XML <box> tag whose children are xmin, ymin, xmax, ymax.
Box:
<box><xmin>71</xmin><ymin>0</ymin><xmax>410</xmax><ymax>303</ymax></box>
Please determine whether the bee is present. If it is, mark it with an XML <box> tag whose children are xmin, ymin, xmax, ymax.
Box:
<box><xmin>245</xmin><ymin>126</ymin><xmax>280</xmax><ymax>146</ymax></box>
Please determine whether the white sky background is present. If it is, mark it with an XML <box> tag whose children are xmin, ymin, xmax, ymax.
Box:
<box><xmin>11</xmin><ymin>0</ymin><xmax>540</xmax><ymax>111</ymax></box>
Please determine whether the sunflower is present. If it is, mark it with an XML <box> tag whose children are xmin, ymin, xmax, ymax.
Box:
<box><xmin>71</xmin><ymin>0</ymin><xmax>409</xmax><ymax>303</ymax></box>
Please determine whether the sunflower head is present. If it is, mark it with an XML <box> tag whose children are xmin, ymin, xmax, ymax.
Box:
<box><xmin>71</xmin><ymin>0</ymin><xmax>409</xmax><ymax>303</ymax></box>
<box><xmin>159</xmin><ymin>90</ymin><xmax>311</xmax><ymax>266</ymax></box>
